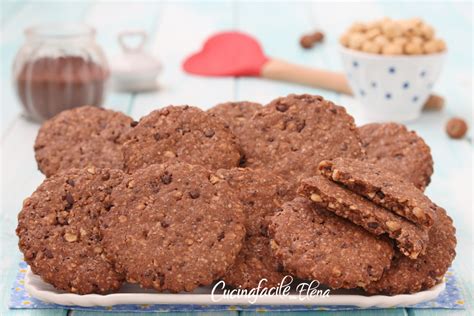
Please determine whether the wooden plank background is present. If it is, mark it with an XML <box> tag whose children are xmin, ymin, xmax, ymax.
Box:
<box><xmin>0</xmin><ymin>1</ymin><xmax>472</xmax><ymax>316</ymax></box>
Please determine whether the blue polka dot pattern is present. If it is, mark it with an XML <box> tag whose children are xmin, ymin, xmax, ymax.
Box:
<box><xmin>352</xmin><ymin>61</ymin><xmax>358</xmax><ymax>68</ymax></box>
<box><xmin>420</xmin><ymin>70</ymin><xmax>426</xmax><ymax>77</ymax></box>
<box><xmin>403</xmin><ymin>82</ymin><xmax>410</xmax><ymax>89</ymax></box>
<box><xmin>412</xmin><ymin>96</ymin><xmax>419</xmax><ymax>102</ymax></box>
<box><xmin>385</xmin><ymin>93</ymin><xmax>392</xmax><ymax>99</ymax></box>
<box><xmin>371</xmin><ymin>81</ymin><xmax>377</xmax><ymax>88</ymax></box>
<box><xmin>388</xmin><ymin>67</ymin><xmax>396</xmax><ymax>74</ymax></box>
<box><xmin>359</xmin><ymin>89</ymin><xmax>365</xmax><ymax>96</ymax></box>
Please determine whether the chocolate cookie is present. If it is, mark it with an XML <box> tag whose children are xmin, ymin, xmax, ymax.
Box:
<box><xmin>242</xmin><ymin>94</ymin><xmax>364</xmax><ymax>190</ymax></box>
<box><xmin>366</xmin><ymin>205</ymin><xmax>456</xmax><ymax>294</ymax></box>
<box><xmin>207</xmin><ymin>101</ymin><xmax>262</xmax><ymax>135</ymax></box>
<box><xmin>298</xmin><ymin>175</ymin><xmax>429</xmax><ymax>259</ymax></box>
<box><xmin>358</xmin><ymin>123</ymin><xmax>433</xmax><ymax>190</ymax></box>
<box><xmin>122</xmin><ymin>105</ymin><xmax>241</xmax><ymax>173</ymax></box>
<box><xmin>34</xmin><ymin>106</ymin><xmax>133</xmax><ymax>177</ymax></box>
<box><xmin>319</xmin><ymin>158</ymin><xmax>436</xmax><ymax>227</ymax></box>
<box><xmin>16</xmin><ymin>168</ymin><xmax>125</xmax><ymax>294</ymax></box>
<box><xmin>223</xmin><ymin>235</ymin><xmax>286</xmax><ymax>289</ymax></box>
<box><xmin>100</xmin><ymin>162</ymin><xmax>246</xmax><ymax>292</ymax></box>
<box><xmin>269</xmin><ymin>197</ymin><xmax>394</xmax><ymax>289</ymax></box>
<box><xmin>215</xmin><ymin>168</ymin><xmax>292</xmax><ymax>289</ymax></box>
<box><xmin>208</xmin><ymin>102</ymin><xmax>263</xmax><ymax>166</ymax></box>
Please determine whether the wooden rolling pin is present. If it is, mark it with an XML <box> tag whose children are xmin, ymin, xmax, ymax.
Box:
<box><xmin>261</xmin><ymin>59</ymin><xmax>444</xmax><ymax>111</ymax></box>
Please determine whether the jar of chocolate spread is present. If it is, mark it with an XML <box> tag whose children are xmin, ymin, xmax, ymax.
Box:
<box><xmin>13</xmin><ymin>24</ymin><xmax>109</xmax><ymax>121</ymax></box>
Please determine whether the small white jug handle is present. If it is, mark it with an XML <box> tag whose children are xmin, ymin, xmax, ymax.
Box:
<box><xmin>118</xmin><ymin>30</ymin><xmax>148</xmax><ymax>52</ymax></box>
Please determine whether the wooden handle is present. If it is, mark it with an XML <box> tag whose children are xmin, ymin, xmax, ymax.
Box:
<box><xmin>261</xmin><ymin>59</ymin><xmax>352</xmax><ymax>94</ymax></box>
<box><xmin>261</xmin><ymin>58</ymin><xmax>443</xmax><ymax>110</ymax></box>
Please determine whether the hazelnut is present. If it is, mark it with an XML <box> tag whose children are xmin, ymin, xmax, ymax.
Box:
<box><xmin>410</xmin><ymin>36</ymin><xmax>424</xmax><ymax>45</ymax></box>
<box><xmin>310</xmin><ymin>31</ymin><xmax>324</xmax><ymax>42</ymax></box>
<box><xmin>420</xmin><ymin>24</ymin><xmax>434</xmax><ymax>40</ymax></box>
<box><xmin>64</xmin><ymin>232</ymin><xmax>78</xmax><ymax>242</ymax></box>
<box><xmin>331</xmin><ymin>170</ymin><xmax>341</xmax><ymax>181</ymax></box>
<box><xmin>365</xmin><ymin>28</ymin><xmax>381</xmax><ymax>39</ymax></box>
<box><xmin>209</xmin><ymin>175</ymin><xmax>220</xmax><ymax>184</ymax></box>
<box><xmin>44</xmin><ymin>213</ymin><xmax>57</xmax><ymax>225</ymax></box>
<box><xmin>366</xmin><ymin>20</ymin><xmax>383</xmax><ymax>30</ymax></box>
<box><xmin>164</xmin><ymin>151</ymin><xmax>176</xmax><ymax>158</ymax></box>
<box><xmin>386</xmin><ymin>221</ymin><xmax>401</xmax><ymax>231</ymax></box>
<box><xmin>343</xmin><ymin>18</ymin><xmax>443</xmax><ymax>56</ymax></box>
<box><xmin>401</xmin><ymin>18</ymin><xmax>423</xmax><ymax>35</ymax></box>
<box><xmin>435</xmin><ymin>39</ymin><xmax>446</xmax><ymax>52</ymax></box>
<box><xmin>361</xmin><ymin>41</ymin><xmax>381</xmax><ymax>54</ymax></box>
<box><xmin>373</xmin><ymin>35</ymin><xmax>389</xmax><ymax>46</ymax></box>
<box><xmin>86</xmin><ymin>167</ymin><xmax>96</xmax><ymax>174</ymax></box>
<box><xmin>446</xmin><ymin>117</ymin><xmax>468</xmax><ymax>139</ymax></box>
<box><xmin>404</xmin><ymin>41</ymin><xmax>423</xmax><ymax>55</ymax></box>
<box><xmin>392</xmin><ymin>37</ymin><xmax>407</xmax><ymax>46</ymax></box>
<box><xmin>299</xmin><ymin>31</ymin><xmax>324</xmax><ymax>49</ymax></box>
<box><xmin>318</xmin><ymin>160</ymin><xmax>332</xmax><ymax>170</ymax></box>
<box><xmin>339</xmin><ymin>33</ymin><xmax>350</xmax><ymax>47</ymax></box>
<box><xmin>174</xmin><ymin>191</ymin><xmax>183</xmax><ymax>200</ymax></box>
<box><xmin>382</xmin><ymin>43</ymin><xmax>403</xmax><ymax>55</ymax></box>
<box><xmin>300</xmin><ymin>35</ymin><xmax>314</xmax><ymax>49</ymax></box>
<box><xmin>403</xmin><ymin>26</ymin><xmax>420</xmax><ymax>37</ymax></box>
<box><xmin>348</xmin><ymin>33</ymin><xmax>366</xmax><ymax>50</ymax></box>
<box><xmin>349</xmin><ymin>22</ymin><xmax>366</xmax><ymax>33</ymax></box>
<box><xmin>79</xmin><ymin>228</ymin><xmax>87</xmax><ymax>237</ymax></box>
<box><xmin>310</xmin><ymin>193</ymin><xmax>322</xmax><ymax>203</ymax></box>
<box><xmin>270</xmin><ymin>240</ymin><xmax>279</xmax><ymax>251</ymax></box>
<box><xmin>423</xmin><ymin>40</ymin><xmax>439</xmax><ymax>54</ymax></box>
<box><xmin>332</xmin><ymin>267</ymin><xmax>342</xmax><ymax>277</ymax></box>
<box><xmin>412</xmin><ymin>207</ymin><xmax>426</xmax><ymax>220</ymax></box>
<box><xmin>406</xmin><ymin>17</ymin><xmax>423</xmax><ymax>27</ymax></box>
<box><xmin>424</xmin><ymin>95</ymin><xmax>445</xmax><ymax>111</ymax></box>
<box><xmin>382</xmin><ymin>21</ymin><xmax>403</xmax><ymax>38</ymax></box>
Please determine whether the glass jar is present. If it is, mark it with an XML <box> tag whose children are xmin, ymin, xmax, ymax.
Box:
<box><xmin>13</xmin><ymin>24</ymin><xmax>109</xmax><ymax>122</ymax></box>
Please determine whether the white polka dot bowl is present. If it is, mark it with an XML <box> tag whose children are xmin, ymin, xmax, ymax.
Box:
<box><xmin>339</xmin><ymin>46</ymin><xmax>445</xmax><ymax>122</ymax></box>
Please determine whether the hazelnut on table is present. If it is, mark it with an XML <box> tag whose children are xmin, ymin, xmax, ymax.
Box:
<box><xmin>300</xmin><ymin>30</ymin><xmax>325</xmax><ymax>49</ymax></box>
<box><xmin>300</xmin><ymin>35</ymin><xmax>315</xmax><ymax>49</ymax></box>
<box><xmin>446</xmin><ymin>118</ymin><xmax>468</xmax><ymax>139</ymax></box>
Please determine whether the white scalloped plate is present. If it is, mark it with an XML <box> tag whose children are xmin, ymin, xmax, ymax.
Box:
<box><xmin>25</xmin><ymin>267</ymin><xmax>445</xmax><ymax>308</ymax></box>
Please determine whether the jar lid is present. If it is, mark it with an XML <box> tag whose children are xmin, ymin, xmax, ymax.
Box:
<box><xmin>110</xmin><ymin>30</ymin><xmax>162</xmax><ymax>92</ymax></box>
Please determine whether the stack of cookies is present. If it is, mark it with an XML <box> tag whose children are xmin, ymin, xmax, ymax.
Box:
<box><xmin>17</xmin><ymin>94</ymin><xmax>456</xmax><ymax>296</ymax></box>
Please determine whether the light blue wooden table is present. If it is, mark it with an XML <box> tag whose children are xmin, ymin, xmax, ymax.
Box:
<box><xmin>0</xmin><ymin>1</ymin><xmax>472</xmax><ymax>316</ymax></box>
